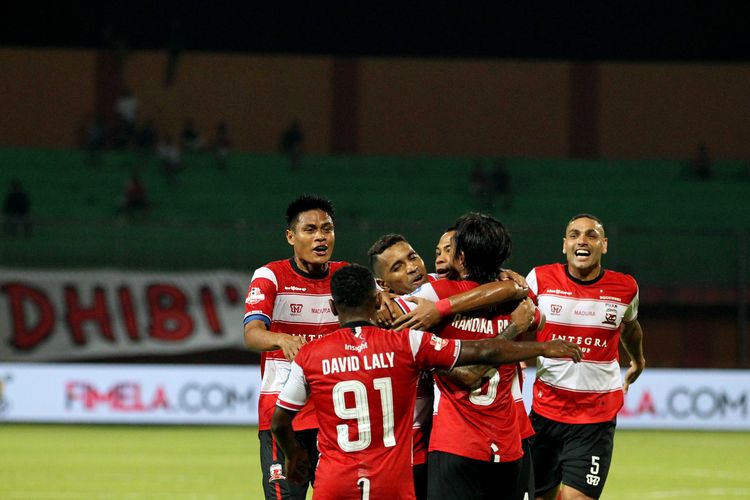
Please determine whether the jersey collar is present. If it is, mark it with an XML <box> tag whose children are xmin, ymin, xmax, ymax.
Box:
<box><xmin>289</xmin><ymin>258</ymin><xmax>330</xmax><ymax>279</ymax></box>
<box><xmin>341</xmin><ymin>320</ymin><xmax>374</xmax><ymax>329</ymax></box>
<box><xmin>565</xmin><ymin>265</ymin><xmax>606</xmax><ymax>286</ymax></box>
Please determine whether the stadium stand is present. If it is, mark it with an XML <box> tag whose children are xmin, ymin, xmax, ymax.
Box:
<box><xmin>1</xmin><ymin>148</ymin><xmax>748</xmax><ymax>288</ymax></box>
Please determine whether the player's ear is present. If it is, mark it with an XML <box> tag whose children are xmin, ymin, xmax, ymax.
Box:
<box><xmin>601</xmin><ymin>237</ymin><xmax>608</xmax><ymax>255</ymax></box>
<box><xmin>375</xmin><ymin>278</ymin><xmax>388</xmax><ymax>291</ymax></box>
<box><xmin>286</xmin><ymin>228</ymin><xmax>295</xmax><ymax>246</ymax></box>
<box><xmin>329</xmin><ymin>298</ymin><xmax>338</xmax><ymax>317</ymax></box>
<box><xmin>561</xmin><ymin>238</ymin><xmax>566</xmax><ymax>254</ymax></box>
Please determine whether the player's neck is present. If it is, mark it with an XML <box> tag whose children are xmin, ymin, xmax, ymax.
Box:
<box><xmin>291</xmin><ymin>256</ymin><xmax>329</xmax><ymax>277</ymax></box>
<box><xmin>336</xmin><ymin>309</ymin><xmax>376</xmax><ymax>326</ymax></box>
<box><xmin>567</xmin><ymin>263</ymin><xmax>602</xmax><ymax>282</ymax></box>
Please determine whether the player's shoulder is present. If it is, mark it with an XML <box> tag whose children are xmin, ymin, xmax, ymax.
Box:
<box><xmin>328</xmin><ymin>261</ymin><xmax>349</xmax><ymax>273</ymax></box>
<box><xmin>533</xmin><ymin>263</ymin><xmax>565</xmax><ymax>276</ymax></box>
<box><xmin>603</xmin><ymin>268</ymin><xmax>639</xmax><ymax>290</ymax></box>
<box><xmin>253</xmin><ymin>259</ymin><xmax>289</xmax><ymax>276</ymax></box>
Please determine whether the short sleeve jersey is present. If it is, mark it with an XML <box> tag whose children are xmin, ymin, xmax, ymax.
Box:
<box><xmin>243</xmin><ymin>258</ymin><xmax>348</xmax><ymax>430</ymax></box>
<box><xmin>526</xmin><ymin>263</ymin><xmax>639</xmax><ymax>424</ymax></box>
<box><xmin>277</xmin><ymin>324</ymin><xmax>460</xmax><ymax>500</ymax></box>
<box><xmin>398</xmin><ymin>280</ymin><xmax>524</xmax><ymax>463</ymax></box>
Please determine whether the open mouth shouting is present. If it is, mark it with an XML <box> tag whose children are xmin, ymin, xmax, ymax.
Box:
<box><xmin>312</xmin><ymin>244</ymin><xmax>329</xmax><ymax>257</ymax></box>
<box><xmin>573</xmin><ymin>248</ymin><xmax>592</xmax><ymax>260</ymax></box>
<box><xmin>411</xmin><ymin>272</ymin><xmax>425</xmax><ymax>286</ymax></box>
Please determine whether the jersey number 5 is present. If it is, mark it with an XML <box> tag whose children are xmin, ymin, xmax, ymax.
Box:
<box><xmin>332</xmin><ymin>377</ymin><xmax>396</xmax><ymax>452</ymax></box>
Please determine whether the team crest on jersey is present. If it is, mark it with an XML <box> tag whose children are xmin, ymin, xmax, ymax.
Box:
<box><xmin>429</xmin><ymin>334</ymin><xmax>448</xmax><ymax>351</ymax></box>
<box><xmin>269</xmin><ymin>463</ymin><xmax>285</xmax><ymax>482</ymax></box>
<box><xmin>246</xmin><ymin>287</ymin><xmax>265</xmax><ymax>305</ymax></box>
<box><xmin>602</xmin><ymin>304</ymin><xmax>618</xmax><ymax>325</ymax></box>
<box><xmin>550</xmin><ymin>304</ymin><xmax>563</xmax><ymax>315</ymax></box>
<box><xmin>290</xmin><ymin>303</ymin><xmax>303</xmax><ymax>315</ymax></box>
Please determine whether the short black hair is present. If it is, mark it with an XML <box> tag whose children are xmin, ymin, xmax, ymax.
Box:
<box><xmin>453</xmin><ymin>212</ymin><xmax>512</xmax><ymax>284</ymax></box>
<box><xmin>285</xmin><ymin>195</ymin><xmax>335</xmax><ymax>229</ymax></box>
<box><xmin>367</xmin><ymin>234</ymin><xmax>407</xmax><ymax>276</ymax></box>
<box><xmin>331</xmin><ymin>264</ymin><xmax>377</xmax><ymax>309</ymax></box>
<box><xmin>567</xmin><ymin>213</ymin><xmax>605</xmax><ymax>236</ymax></box>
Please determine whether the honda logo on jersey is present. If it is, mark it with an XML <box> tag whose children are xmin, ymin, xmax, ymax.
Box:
<box><xmin>290</xmin><ymin>304</ymin><xmax>303</xmax><ymax>314</ymax></box>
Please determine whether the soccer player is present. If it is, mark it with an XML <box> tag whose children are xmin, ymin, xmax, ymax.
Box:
<box><xmin>392</xmin><ymin>213</ymin><xmax>540</xmax><ymax>500</ymax></box>
<box><xmin>367</xmin><ymin>233</ymin><xmax>528</xmax><ymax>499</ymax></box>
<box><xmin>395</xmin><ymin>224</ymin><xmax>541</xmax><ymax>500</ymax></box>
<box><xmin>243</xmin><ymin>195</ymin><xmax>348</xmax><ymax>500</ymax></box>
<box><xmin>526</xmin><ymin>214</ymin><xmax>645</xmax><ymax>500</ymax></box>
<box><xmin>270</xmin><ymin>264</ymin><xmax>583</xmax><ymax>500</ymax></box>
<box><xmin>433</xmin><ymin>226</ymin><xmax>455</xmax><ymax>279</ymax></box>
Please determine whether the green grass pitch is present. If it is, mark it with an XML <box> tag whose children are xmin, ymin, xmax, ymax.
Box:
<box><xmin>1</xmin><ymin>425</ymin><xmax>749</xmax><ymax>499</ymax></box>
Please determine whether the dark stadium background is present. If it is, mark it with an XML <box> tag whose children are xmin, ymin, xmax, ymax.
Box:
<box><xmin>1</xmin><ymin>3</ymin><xmax>748</xmax><ymax>367</ymax></box>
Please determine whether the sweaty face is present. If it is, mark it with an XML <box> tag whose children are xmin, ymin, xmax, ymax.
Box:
<box><xmin>562</xmin><ymin>217</ymin><xmax>608</xmax><ymax>280</ymax></box>
<box><xmin>435</xmin><ymin>231</ymin><xmax>456</xmax><ymax>279</ymax></box>
<box><xmin>376</xmin><ymin>241</ymin><xmax>428</xmax><ymax>294</ymax></box>
<box><xmin>286</xmin><ymin>209</ymin><xmax>335</xmax><ymax>270</ymax></box>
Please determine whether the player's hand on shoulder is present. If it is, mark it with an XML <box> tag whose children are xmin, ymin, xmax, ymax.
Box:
<box><xmin>499</xmin><ymin>268</ymin><xmax>529</xmax><ymax>290</ymax></box>
<box><xmin>392</xmin><ymin>296</ymin><xmax>440</xmax><ymax>331</ymax></box>
<box><xmin>278</xmin><ymin>333</ymin><xmax>306</xmax><ymax>361</ymax></box>
<box><xmin>542</xmin><ymin>339</ymin><xmax>583</xmax><ymax>362</ymax></box>
<box><xmin>376</xmin><ymin>291</ymin><xmax>403</xmax><ymax>328</ymax></box>
<box><xmin>510</xmin><ymin>297</ymin><xmax>535</xmax><ymax>332</ymax></box>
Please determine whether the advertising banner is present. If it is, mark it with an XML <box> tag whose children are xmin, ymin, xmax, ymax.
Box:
<box><xmin>0</xmin><ymin>363</ymin><xmax>261</xmax><ymax>425</ymax></box>
<box><xmin>1</xmin><ymin>364</ymin><xmax>748</xmax><ymax>429</ymax></box>
<box><xmin>0</xmin><ymin>268</ymin><xmax>251</xmax><ymax>361</ymax></box>
<box><xmin>521</xmin><ymin>368</ymin><xmax>750</xmax><ymax>431</ymax></box>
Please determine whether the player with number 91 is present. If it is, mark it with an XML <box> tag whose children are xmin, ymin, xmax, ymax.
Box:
<box><xmin>271</xmin><ymin>264</ymin><xmax>582</xmax><ymax>499</ymax></box>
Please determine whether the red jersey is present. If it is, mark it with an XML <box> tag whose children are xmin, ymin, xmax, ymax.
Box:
<box><xmin>398</xmin><ymin>280</ymin><xmax>523</xmax><ymax>463</ymax></box>
<box><xmin>412</xmin><ymin>273</ymin><xmax>440</xmax><ymax>465</ymax></box>
<box><xmin>243</xmin><ymin>258</ymin><xmax>348</xmax><ymax>431</ymax></box>
<box><xmin>526</xmin><ymin>263</ymin><xmax>639</xmax><ymax>424</ymax></box>
<box><xmin>277</xmin><ymin>323</ymin><xmax>461</xmax><ymax>500</ymax></box>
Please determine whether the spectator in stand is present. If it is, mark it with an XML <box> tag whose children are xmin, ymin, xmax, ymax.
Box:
<box><xmin>81</xmin><ymin>112</ymin><xmax>107</xmax><ymax>167</ymax></box>
<box><xmin>135</xmin><ymin>118</ymin><xmax>158</xmax><ymax>154</ymax></box>
<box><xmin>118</xmin><ymin>172</ymin><xmax>149</xmax><ymax>219</ymax></box>
<box><xmin>158</xmin><ymin>135</ymin><xmax>182</xmax><ymax>184</ymax></box>
<box><xmin>113</xmin><ymin>87</ymin><xmax>139</xmax><ymax>148</ymax></box>
<box><xmin>180</xmin><ymin>118</ymin><xmax>203</xmax><ymax>152</ymax></box>
<box><xmin>279</xmin><ymin>119</ymin><xmax>304</xmax><ymax>170</ymax></box>
<box><xmin>469</xmin><ymin>160</ymin><xmax>492</xmax><ymax>211</ymax></box>
<box><xmin>212</xmin><ymin>121</ymin><xmax>232</xmax><ymax>171</ymax></box>
<box><xmin>491</xmin><ymin>159</ymin><xmax>512</xmax><ymax>211</ymax></box>
<box><xmin>3</xmin><ymin>179</ymin><xmax>32</xmax><ymax>237</ymax></box>
<box><xmin>690</xmin><ymin>143</ymin><xmax>713</xmax><ymax>180</ymax></box>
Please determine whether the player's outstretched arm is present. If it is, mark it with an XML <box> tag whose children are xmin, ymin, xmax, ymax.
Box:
<box><xmin>392</xmin><ymin>280</ymin><xmax>527</xmax><ymax>331</ymax></box>
<box><xmin>457</xmin><ymin>337</ymin><xmax>583</xmax><ymax>367</ymax></box>
<box><xmin>244</xmin><ymin>320</ymin><xmax>306</xmax><ymax>360</ymax></box>
<box><xmin>620</xmin><ymin>318</ymin><xmax>645</xmax><ymax>394</ymax></box>
<box><xmin>270</xmin><ymin>407</ymin><xmax>310</xmax><ymax>484</ymax></box>
<box><xmin>439</xmin><ymin>300</ymin><xmax>537</xmax><ymax>387</ymax></box>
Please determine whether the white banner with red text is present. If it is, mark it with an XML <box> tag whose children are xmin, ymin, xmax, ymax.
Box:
<box><xmin>0</xmin><ymin>363</ymin><xmax>261</xmax><ymax>424</ymax></box>
<box><xmin>1</xmin><ymin>364</ymin><xmax>748</xmax><ymax>429</ymax></box>
<box><xmin>0</xmin><ymin>268</ymin><xmax>251</xmax><ymax>361</ymax></box>
<box><xmin>522</xmin><ymin>368</ymin><xmax>750</xmax><ymax>431</ymax></box>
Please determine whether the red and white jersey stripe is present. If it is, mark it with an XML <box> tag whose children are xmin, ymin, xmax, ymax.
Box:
<box><xmin>243</xmin><ymin>258</ymin><xmax>348</xmax><ymax>430</ymax></box>
<box><xmin>526</xmin><ymin>263</ymin><xmax>639</xmax><ymax>424</ymax></box>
